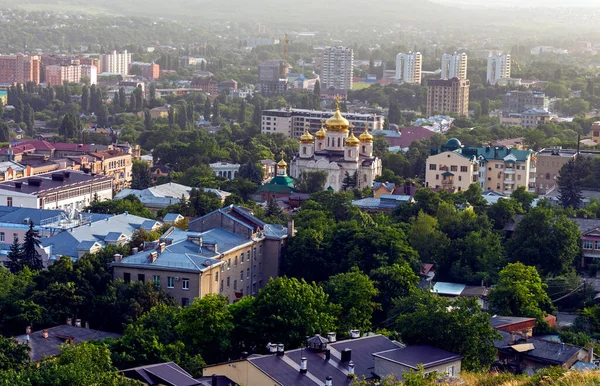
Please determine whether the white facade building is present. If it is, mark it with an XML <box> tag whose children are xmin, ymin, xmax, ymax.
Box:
<box><xmin>209</xmin><ymin>162</ymin><xmax>241</xmax><ymax>180</ymax></box>
<box><xmin>441</xmin><ymin>52</ymin><xmax>467</xmax><ymax>80</ymax></box>
<box><xmin>320</xmin><ymin>46</ymin><xmax>353</xmax><ymax>91</ymax></box>
<box><xmin>100</xmin><ymin>50</ymin><xmax>132</xmax><ymax>76</ymax></box>
<box><xmin>0</xmin><ymin>170</ymin><xmax>112</xmax><ymax>211</ymax></box>
<box><xmin>486</xmin><ymin>55</ymin><xmax>511</xmax><ymax>85</ymax></box>
<box><xmin>80</xmin><ymin>65</ymin><xmax>98</xmax><ymax>85</ymax></box>
<box><xmin>395</xmin><ymin>52</ymin><xmax>422</xmax><ymax>84</ymax></box>
<box><xmin>290</xmin><ymin>107</ymin><xmax>382</xmax><ymax>192</ymax></box>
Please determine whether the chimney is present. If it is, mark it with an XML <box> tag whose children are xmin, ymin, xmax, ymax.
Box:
<box><xmin>15</xmin><ymin>182</ymin><xmax>22</xmax><ymax>189</ymax></box>
<box><xmin>349</xmin><ymin>329</ymin><xmax>360</xmax><ymax>339</ymax></box>
<box><xmin>75</xmin><ymin>319</ymin><xmax>81</xmax><ymax>328</ymax></box>
<box><xmin>325</xmin><ymin>349</ymin><xmax>331</xmax><ymax>361</ymax></box>
<box><xmin>148</xmin><ymin>251</ymin><xmax>158</xmax><ymax>263</ymax></box>
<box><xmin>85</xmin><ymin>321</ymin><xmax>89</xmax><ymax>329</ymax></box>
<box><xmin>589</xmin><ymin>343</ymin><xmax>594</xmax><ymax>363</ymax></box>
<box><xmin>300</xmin><ymin>357</ymin><xmax>308</xmax><ymax>374</ymax></box>
<box><xmin>158</xmin><ymin>242</ymin><xmax>166</xmax><ymax>253</ymax></box>
<box><xmin>348</xmin><ymin>361</ymin><xmax>355</xmax><ymax>378</ymax></box>
<box><xmin>327</xmin><ymin>332</ymin><xmax>336</xmax><ymax>343</ymax></box>
<box><xmin>277</xmin><ymin>343</ymin><xmax>285</xmax><ymax>356</ymax></box>
<box><xmin>113</xmin><ymin>254</ymin><xmax>123</xmax><ymax>263</ymax></box>
<box><xmin>341</xmin><ymin>348</ymin><xmax>352</xmax><ymax>362</ymax></box>
<box><xmin>42</xmin><ymin>329</ymin><xmax>49</xmax><ymax>339</ymax></box>
<box><xmin>325</xmin><ymin>376</ymin><xmax>333</xmax><ymax>386</ymax></box>
<box><xmin>66</xmin><ymin>317</ymin><xmax>72</xmax><ymax>326</ymax></box>
<box><xmin>267</xmin><ymin>343</ymin><xmax>277</xmax><ymax>354</ymax></box>
<box><xmin>26</xmin><ymin>326</ymin><xmax>32</xmax><ymax>334</ymax></box>
<box><xmin>211</xmin><ymin>374</ymin><xmax>218</xmax><ymax>386</ymax></box>
<box><xmin>131</xmin><ymin>247</ymin><xmax>138</xmax><ymax>255</ymax></box>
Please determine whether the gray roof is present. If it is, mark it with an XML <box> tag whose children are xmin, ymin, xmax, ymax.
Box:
<box><xmin>115</xmin><ymin>183</ymin><xmax>230</xmax><ymax>208</ymax></box>
<box><xmin>373</xmin><ymin>346</ymin><xmax>462</xmax><ymax>370</ymax></box>
<box><xmin>104</xmin><ymin>232</ymin><xmax>125</xmax><ymax>242</ymax></box>
<box><xmin>508</xmin><ymin>214</ymin><xmax>600</xmax><ymax>234</ymax></box>
<box><xmin>140</xmin><ymin>220</ymin><xmax>161</xmax><ymax>231</ymax></box>
<box><xmin>0</xmin><ymin>170</ymin><xmax>112</xmax><ymax>196</ymax></box>
<box><xmin>163</xmin><ymin>213</ymin><xmax>183</xmax><ymax>222</ymax></box>
<box><xmin>122</xmin><ymin>362</ymin><xmax>201</xmax><ymax>386</ymax></box>
<box><xmin>490</xmin><ymin>316</ymin><xmax>536</xmax><ymax>329</ymax></box>
<box><xmin>14</xmin><ymin>325</ymin><xmax>120</xmax><ymax>362</ymax></box>
<box><xmin>114</xmin><ymin>228</ymin><xmax>249</xmax><ymax>273</ymax></box>
<box><xmin>495</xmin><ymin>330</ymin><xmax>582</xmax><ymax>366</ymax></box>
<box><xmin>41</xmin><ymin>213</ymin><xmax>158</xmax><ymax>259</ymax></box>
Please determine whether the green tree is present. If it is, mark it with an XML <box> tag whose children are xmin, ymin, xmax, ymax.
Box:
<box><xmin>14</xmin><ymin>98</ymin><xmax>23</xmax><ymax>123</ymax></box>
<box><xmin>295</xmin><ymin>170</ymin><xmax>328</xmax><ymax>193</ymax></box>
<box><xmin>370</xmin><ymin>262</ymin><xmax>419</xmax><ymax>322</ymax></box>
<box><xmin>131</xmin><ymin>160</ymin><xmax>153</xmax><ymax>190</ymax></box>
<box><xmin>511</xmin><ymin>186</ymin><xmax>536</xmax><ymax>212</ymax></box>
<box><xmin>0</xmin><ymin>122</ymin><xmax>9</xmax><ymax>143</ymax></box>
<box><xmin>97</xmin><ymin>105</ymin><xmax>109</xmax><ymax>127</ymax></box>
<box><xmin>506</xmin><ymin>207</ymin><xmax>581</xmax><ymax>276</ymax></box>
<box><xmin>250</xmin><ymin>277</ymin><xmax>336</xmax><ymax>349</ymax></box>
<box><xmin>0</xmin><ymin>335</ymin><xmax>29</xmax><ymax>372</ymax></box>
<box><xmin>557</xmin><ymin>159</ymin><xmax>583</xmax><ymax>208</ymax></box>
<box><xmin>4</xmin><ymin>238</ymin><xmax>23</xmax><ymax>273</ymax></box>
<box><xmin>323</xmin><ymin>267</ymin><xmax>378</xmax><ymax>334</ymax></box>
<box><xmin>20</xmin><ymin>221</ymin><xmax>42</xmax><ymax>271</ymax></box>
<box><xmin>238</xmin><ymin>161</ymin><xmax>263</xmax><ymax>184</ymax></box>
<box><xmin>391</xmin><ymin>290</ymin><xmax>499</xmax><ymax>371</ymax></box>
<box><xmin>488</xmin><ymin>263</ymin><xmax>555</xmax><ymax>323</ymax></box>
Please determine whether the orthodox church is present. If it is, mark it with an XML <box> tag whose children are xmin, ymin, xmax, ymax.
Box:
<box><xmin>289</xmin><ymin>105</ymin><xmax>382</xmax><ymax>192</ymax></box>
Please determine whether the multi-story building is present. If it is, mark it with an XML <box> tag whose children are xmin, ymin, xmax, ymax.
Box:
<box><xmin>591</xmin><ymin>122</ymin><xmax>600</xmax><ymax>143</ymax></box>
<box><xmin>112</xmin><ymin>205</ymin><xmax>292</xmax><ymax>305</ymax></box>
<box><xmin>89</xmin><ymin>149</ymin><xmax>133</xmax><ymax>192</ymax></box>
<box><xmin>502</xmin><ymin>91</ymin><xmax>548</xmax><ymax>117</ymax></box>
<box><xmin>395</xmin><ymin>52</ymin><xmax>422</xmax><ymax>84</ymax></box>
<box><xmin>426</xmin><ymin>138</ymin><xmax>536</xmax><ymax>194</ymax></box>
<box><xmin>441</xmin><ymin>52</ymin><xmax>467</xmax><ymax>80</ymax></box>
<box><xmin>99</xmin><ymin>50</ymin><xmax>132</xmax><ymax>75</ymax></box>
<box><xmin>128</xmin><ymin>62</ymin><xmax>160</xmax><ymax>80</ymax></box>
<box><xmin>191</xmin><ymin>77</ymin><xmax>218</xmax><ymax>93</ymax></box>
<box><xmin>0</xmin><ymin>170</ymin><xmax>112</xmax><ymax>211</ymax></box>
<box><xmin>45</xmin><ymin>63</ymin><xmax>93</xmax><ymax>86</ymax></box>
<box><xmin>486</xmin><ymin>55</ymin><xmax>511</xmax><ymax>85</ymax></box>
<box><xmin>320</xmin><ymin>46</ymin><xmax>353</xmax><ymax>91</ymax></box>
<box><xmin>209</xmin><ymin>162</ymin><xmax>240</xmax><ymax>180</ymax></box>
<box><xmin>80</xmin><ymin>65</ymin><xmax>98</xmax><ymax>85</ymax></box>
<box><xmin>257</xmin><ymin>60</ymin><xmax>288</xmax><ymax>96</ymax></box>
<box><xmin>0</xmin><ymin>54</ymin><xmax>40</xmax><ymax>84</ymax></box>
<box><xmin>520</xmin><ymin>108</ymin><xmax>551</xmax><ymax>129</ymax></box>
<box><xmin>535</xmin><ymin>147</ymin><xmax>576</xmax><ymax>194</ymax></box>
<box><xmin>426</xmin><ymin>78</ymin><xmax>470</xmax><ymax>116</ymax></box>
<box><xmin>261</xmin><ymin>108</ymin><xmax>384</xmax><ymax>139</ymax></box>
<box><xmin>290</xmin><ymin>107</ymin><xmax>382</xmax><ymax>192</ymax></box>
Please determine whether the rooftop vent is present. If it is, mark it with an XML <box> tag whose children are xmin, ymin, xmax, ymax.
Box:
<box><xmin>28</xmin><ymin>177</ymin><xmax>42</xmax><ymax>186</ymax></box>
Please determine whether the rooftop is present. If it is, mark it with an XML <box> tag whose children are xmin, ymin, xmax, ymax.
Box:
<box><xmin>14</xmin><ymin>324</ymin><xmax>120</xmax><ymax>362</ymax></box>
<box><xmin>0</xmin><ymin>170</ymin><xmax>112</xmax><ymax>196</ymax></box>
<box><xmin>373</xmin><ymin>345</ymin><xmax>463</xmax><ymax>370</ymax></box>
<box><xmin>495</xmin><ymin>330</ymin><xmax>582</xmax><ymax>366</ymax></box>
<box><xmin>122</xmin><ymin>362</ymin><xmax>206</xmax><ymax>386</ymax></box>
<box><xmin>490</xmin><ymin>316</ymin><xmax>537</xmax><ymax>330</ymax></box>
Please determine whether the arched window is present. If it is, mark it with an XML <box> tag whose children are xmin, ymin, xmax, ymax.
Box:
<box><xmin>546</xmin><ymin>173</ymin><xmax>550</xmax><ymax>180</ymax></box>
<box><xmin>362</xmin><ymin>145</ymin><xmax>366</xmax><ymax>153</ymax></box>
<box><xmin>328</xmin><ymin>137</ymin><xmax>330</xmax><ymax>146</ymax></box>
<box><xmin>348</xmin><ymin>150</ymin><xmax>351</xmax><ymax>157</ymax></box>
<box><xmin>302</xmin><ymin>147</ymin><xmax>307</xmax><ymax>155</ymax></box>
<box><xmin>337</xmin><ymin>138</ymin><xmax>341</xmax><ymax>147</ymax></box>
<box><xmin>363</xmin><ymin>174</ymin><xmax>367</xmax><ymax>182</ymax></box>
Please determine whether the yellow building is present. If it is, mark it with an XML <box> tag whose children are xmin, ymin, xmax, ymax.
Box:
<box><xmin>591</xmin><ymin>121</ymin><xmax>600</xmax><ymax>144</ymax></box>
<box><xmin>426</xmin><ymin>138</ymin><xmax>536</xmax><ymax>194</ymax></box>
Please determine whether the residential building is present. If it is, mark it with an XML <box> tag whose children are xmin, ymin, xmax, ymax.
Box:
<box><xmin>0</xmin><ymin>54</ymin><xmax>40</xmax><ymax>84</ymax></box>
<box><xmin>122</xmin><ymin>362</ymin><xmax>233</xmax><ymax>386</ymax></box>
<box><xmin>203</xmin><ymin>334</ymin><xmax>461</xmax><ymax>385</ymax></box>
<box><xmin>99</xmin><ymin>50</ymin><xmax>132</xmax><ymax>76</ymax></box>
<box><xmin>219</xmin><ymin>79</ymin><xmax>238</xmax><ymax>92</ymax></box>
<box><xmin>372</xmin><ymin>181</ymin><xmax>418</xmax><ymax>198</ymax></box>
<box><xmin>115</xmin><ymin>182</ymin><xmax>231</xmax><ymax>210</ymax></box>
<box><xmin>502</xmin><ymin>91</ymin><xmax>549</xmax><ymax>118</ymax></box>
<box><xmin>128</xmin><ymin>62</ymin><xmax>160</xmax><ymax>80</ymax></box>
<box><xmin>520</xmin><ymin>108</ymin><xmax>551</xmax><ymax>129</ymax></box>
<box><xmin>290</xmin><ymin>107</ymin><xmax>382</xmax><ymax>192</ymax></box>
<box><xmin>0</xmin><ymin>170</ymin><xmax>112</xmax><ymax>211</ymax></box>
<box><xmin>14</xmin><ymin>324</ymin><xmax>120</xmax><ymax>362</ymax></box>
<box><xmin>426</xmin><ymin>78</ymin><xmax>470</xmax><ymax>116</ymax></box>
<box><xmin>209</xmin><ymin>162</ymin><xmax>240</xmax><ymax>180</ymax></box>
<box><xmin>112</xmin><ymin>205</ymin><xmax>292</xmax><ymax>305</ymax></box>
<box><xmin>40</xmin><ymin>212</ymin><xmax>161</xmax><ymax>262</ymax></box>
<box><xmin>89</xmin><ymin>149</ymin><xmax>133</xmax><ymax>191</ymax></box>
<box><xmin>258</xmin><ymin>60</ymin><xmax>288</xmax><ymax>96</ymax></box>
<box><xmin>426</xmin><ymin>138</ymin><xmax>536</xmax><ymax>194</ymax></box>
<box><xmin>395</xmin><ymin>52</ymin><xmax>422</xmax><ymax>84</ymax></box>
<box><xmin>591</xmin><ymin>121</ymin><xmax>600</xmax><ymax>143</ymax></box>
<box><xmin>191</xmin><ymin>77</ymin><xmax>218</xmax><ymax>93</ymax></box>
<box><xmin>163</xmin><ymin>213</ymin><xmax>184</xmax><ymax>225</ymax></box>
<box><xmin>0</xmin><ymin>161</ymin><xmax>32</xmax><ymax>181</ymax></box>
<box><xmin>260</xmin><ymin>159</ymin><xmax>277</xmax><ymax>181</ymax></box>
<box><xmin>375</xmin><ymin>126</ymin><xmax>436</xmax><ymax>151</ymax></box>
<box><xmin>486</xmin><ymin>55</ymin><xmax>511</xmax><ymax>85</ymax></box>
<box><xmin>261</xmin><ymin>108</ymin><xmax>383</xmax><ymax>139</ymax></box>
<box><xmin>80</xmin><ymin>65</ymin><xmax>98</xmax><ymax>85</ymax></box>
<box><xmin>432</xmin><ymin>282</ymin><xmax>489</xmax><ymax>310</ymax></box>
<box><xmin>441</xmin><ymin>52</ymin><xmax>467</xmax><ymax>80</ymax></box>
<box><xmin>352</xmin><ymin>195</ymin><xmax>414</xmax><ymax>214</ymax></box>
<box><xmin>535</xmin><ymin>147</ymin><xmax>576</xmax><ymax>194</ymax></box>
<box><xmin>45</xmin><ymin>63</ymin><xmax>97</xmax><ymax>86</ymax></box>
<box><xmin>320</xmin><ymin>46</ymin><xmax>353</xmax><ymax>91</ymax></box>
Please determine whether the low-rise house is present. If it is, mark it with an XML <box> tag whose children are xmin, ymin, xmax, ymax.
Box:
<box><xmin>113</xmin><ymin>205</ymin><xmax>292</xmax><ymax>305</ymax></box>
<box><xmin>121</xmin><ymin>362</ymin><xmax>232</xmax><ymax>386</ymax></box>
<box><xmin>40</xmin><ymin>212</ymin><xmax>160</xmax><ymax>262</ymax></box>
<box><xmin>14</xmin><ymin>323</ymin><xmax>120</xmax><ymax>362</ymax></box>
<box><xmin>210</xmin><ymin>162</ymin><xmax>240</xmax><ymax>180</ymax></box>
<box><xmin>89</xmin><ymin>149</ymin><xmax>133</xmax><ymax>192</ymax></box>
<box><xmin>432</xmin><ymin>282</ymin><xmax>489</xmax><ymax>310</ymax></box>
<box><xmin>203</xmin><ymin>334</ymin><xmax>461</xmax><ymax>385</ymax></box>
<box><xmin>163</xmin><ymin>213</ymin><xmax>184</xmax><ymax>225</ymax></box>
<box><xmin>352</xmin><ymin>195</ymin><xmax>413</xmax><ymax>214</ymax></box>
<box><xmin>375</xmin><ymin>126</ymin><xmax>436</xmax><ymax>151</ymax></box>
<box><xmin>150</xmin><ymin>164</ymin><xmax>170</xmax><ymax>182</ymax></box>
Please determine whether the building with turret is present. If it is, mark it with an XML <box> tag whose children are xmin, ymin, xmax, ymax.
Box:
<box><xmin>289</xmin><ymin>106</ymin><xmax>382</xmax><ymax>192</ymax></box>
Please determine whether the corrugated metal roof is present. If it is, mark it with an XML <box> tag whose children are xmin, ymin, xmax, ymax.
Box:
<box><xmin>432</xmin><ymin>282</ymin><xmax>466</xmax><ymax>296</ymax></box>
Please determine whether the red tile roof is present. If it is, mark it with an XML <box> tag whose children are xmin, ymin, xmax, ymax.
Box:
<box><xmin>386</xmin><ymin>126</ymin><xmax>436</xmax><ymax>148</ymax></box>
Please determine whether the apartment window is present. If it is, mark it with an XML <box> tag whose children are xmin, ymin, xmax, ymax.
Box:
<box><xmin>227</xmin><ymin>277</ymin><xmax>230</xmax><ymax>287</ymax></box>
<box><xmin>138</xmin><ymin>274</ymin><xmax>145</xmax><ymax>283</ymax></box>
<box><xmin>220</xmin><ymin>280</ymin><xmax>224</xmax><ymax>292</ymax></box>
<box><xmin>253</xmin><ymin>248</ymin><xmax>256</xmax><ymax>260</ymax></box>
<box><xmin>0</xmin><ymin>232</ymin><xmax>4</xmax><ymax>242</ymax></box>
<box><xmin>227</xmin><ymin>259</ymin><xmax>231</xmax><ymax>270</ymax></box>
<box><xmin>429</xmin><ymin>164</ymin><xmax>436</xmax><ymax>170</ymax></box>
<box><xmin>259</xmin><ymin>245</ymin><xmax>262</xmax><ymax>256</ymax></box>
<box><xmin>517</xmin><ymin>175</ymin><xmax>522</xmax><ymax>181</ymax></box>
<box><xmin>6</xmin><ymin>197</ymin><xmax>12</xmax><ymax>207</ymax></box>
<box><xmin>259</xmin><ymin>262</ymin><xmax>262</xmax><ymax>272</ymax></box>
<box><xmin>123</xmin><ymin>272</ymin><xmax>131</xmax><ymax>283</ymax></box>
<box><xmin>584</xmin><ymin>240</ymin><xmax>594</xmax><ymax>250</ymax></box>
<box><xmin>234</xmin><ymin>256</ymin><xmax>238</xmax><ymax>267</ymax></box>
<box><xmin>153</xmin><ymin>275</ymin><xmax>160</xmax><ymax>287</ymax></box>
<box><xmin>446</xmin><ymin>366</ymin><xmax>456</xmax><ymax>377</ymax></box>
<box><xmin>546</xmin><ymin>173</ymin><xmax>550</xmax><ymax>180</ymax></box>
<box><xmin>436</xmin><ymin>174</ymin><xmax>439</xmax><ymax>180</ymax></box>
<box><xmin>182</xmin><ymin>278</ymin><xmax>190</xmax><ymax>290</ymax></box>
<box><xmin>595</xmin><ymin>241</ymin><xmax>600</xmax><ymax>251</ymax></box>
<box><xmin>450</xmin><ymin>165</ymin><xmax>457</xmax><ymax>172</ymax></box>
<box><xmin>215</xmin><ymin>271</ymin><xmax>219</xmax><ymax>282</ymax></box>
<box><xmin>247</xmin><ymin>268</ymin><xmax>250</xmax><ymax>279</ymax></box>
<box><xmin>234</xmin><ymin>280</ymin><xmax>238</xmax><ymax>290</ymax></box>
<box><xmin>181</xmin><ymin>298</ymin><xmax>190</xmax><ymax>307</ymax></box>
<box><xmin>240</xmin><ymin>271</ymin><xmax>244</xmax><ymax>281</ymax></box>
<box><xmin>240</xmin><ymin>252</ymin><xmax>244</xmax><ymax>263</ymax></box>
<box><xmin>458</xmin><ymin>176</ymin><xmax>462</xmax><ymax>182</ymax></box>
<box><xmin>167</xmin><ymin>277</ymin><xmax>174</xmax><ymax>288</ymax></box>
<box><xmin>13</xmin><ymin>233</ymin><xmax>18</xmax><ymax>242</ymax></box>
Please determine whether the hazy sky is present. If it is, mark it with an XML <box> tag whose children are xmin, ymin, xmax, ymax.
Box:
<box><xmin>433</xmin><ymin>0</ymin><xmax>599</xmax><ymax>7</ymax></box>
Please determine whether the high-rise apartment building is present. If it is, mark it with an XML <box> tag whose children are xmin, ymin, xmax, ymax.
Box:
<box><xmin>257</xmin><ymin>59</ymin><xmax>288</xmax><ymax>96</ymax></box>
<box><xmin>426</xmin><ymin>78</ymin><xmax>470</xmax><ymax>116</ymax></box>
<box><xmin>46</xmin><ymin>63</ymin><xmax>97</xmax><ymax>86</ymax></box>
<box><xmin>320</xmin><ymin>46</ymin><xmax>353</xmax><ymax>91</ymax></box>
<box><xmin>395</xmin><ymin>52</ymin><xmax>422</xmax><ymax>84</ymax></box>
<box><xmin>441</xmin><ymin>52</ymin><xmax>467</xmax><ymax>80</ymax></box>
<box><xmin>486</xmin><ymin>55</ymin><xmax>511</xmax><ymax>85</ymax></box>
<box><xmin>99</xmin><ymin>50</ymin><xmax>132</xmax><ymax>76</ymax></box>
<box><xmin>0</xmin><ymin>54</ymin><xmax>40</xmax><ymax>84</ymax></box>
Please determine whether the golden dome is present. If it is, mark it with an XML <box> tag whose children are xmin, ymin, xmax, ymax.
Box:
<box><xmin>359</xmin><ymin>129</ymin><xmax>373</xmax><ymax>143</ymax></box>
<box><xmin>300</xmin><ymin>128</ymin><xmax>314</xmax><ymax>144</ymax></box>
<box><xmin>315</xmin><ymin>125</ymin><xmax>327</xmax><ymax>139</ymax></box>
<box><xmin>277</xmin><ymin>158</ymin><xmax>287</xmax><ymax>168</ymax></box>
<box><xmin>325</xmin><ymin>108</ymin><xmax>350</xmax><ymax>132</ymax></box>
<box><xmin>345</xmin><ymin>131</ymin><xmax>360</xmax><ymax>147</ymax></box>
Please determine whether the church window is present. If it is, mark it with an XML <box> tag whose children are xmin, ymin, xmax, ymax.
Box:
<box><xmin>363</xmin><ymin>174</ymin><xmax>367</xmax><ymax>182</ymax></box>
<box><xmin>337</xmin><ymin>138</ymin><xmax>341</xmax><ymax>147</ymax></box>
<box><xmin>303</xmin><ymin>147</ymin><xmax>307</xmax><ymax>155</ymax></box>
<box><xmin>348</xmin><ymin>150</ymin><xmax>351</xmax><ymax>157</ymax></box>
<box><xmin>362</xmin><ymin>145</ymin><xmax>366</xmax><ymax>153</ymax></box>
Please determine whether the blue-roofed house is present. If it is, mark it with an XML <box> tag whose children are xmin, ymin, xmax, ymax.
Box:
<box><xmin>39</xmin><ymin>213</ymin><xmax>161</xmax><ymax>262</ymax></box>
<box><xmin>115</xmin><ymin>182</ymin><xmax>231</xmax><ymax>210</ymax></box>
<box><xmin>432</xmin><ymin>281</ymin><xmax>489</xmax><ymax>310</ymax></box>
<box><xmin>163</xmin><ymin>213</ymin><xmax>184</xmax><ymax>225</ymax></box>
<box><xmin>113</xmin><ymin>205</ymin><xmax>292</xmax><ymax>306</ymax></box>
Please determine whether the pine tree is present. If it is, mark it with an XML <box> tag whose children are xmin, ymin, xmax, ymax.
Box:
<box><xmin>144</xmin><ymin>109</ymin><xmax>152</xmax><ymax>130</ymax></box>
<box><xmin>119</xmin><ymin>87</ymin><xmax>127</xmax><ymax>110</ymax></box>
<box><xmin>203</xmin><ymin>99</ymin><xmax>211</xmax><ymax>121</ymax></box>
<box><xmin>4</xmin><ymin>238</ymin><xmax>23</xmax><ymax>273</ymax></box>
<box><xmin>81</xmin><ymin>85</ymin><xmax>90</xmax><ymax>113</ymax></box>
<box><xmin>14</xmin><ymin>98</ymin><xmax>23</xmax><ymax>123</ymax></box>
<box><xmin>21</xmin><ymin>220</ymin><xmax>42</xmax><ymax>271</ymax></box>
<box><xmin>557</xmin><ymin>158</ymin><xmax>584</xmax><ymax>208</ymax></box>
<box><xmin>0</xmin><ymin>122</ymin><xmax>9</xmax><ymax>142</ymax></box>
<box><xmin>388</xmin><ymin>103</ymin><xmax>401</xmax><ymax>125</ymax></box>
<box><xmin>237</xmin><ymin>101</ymin><xmax>246</xmax><ymax>123</ymax></box>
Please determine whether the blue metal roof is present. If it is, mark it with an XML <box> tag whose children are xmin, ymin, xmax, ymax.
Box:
<box><xmin>432</xmin><ymin>282</ymin><xmax>466</xmax><ymax>296</ymax></box>
<box><xmin>163</xmin><ymin>213</ymin><xmax>182</xmax><ymax>222</ymax></box>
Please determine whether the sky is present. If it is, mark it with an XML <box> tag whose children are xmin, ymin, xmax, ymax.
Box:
<box><xmin>433</xmin><ymin>0</ymin><xmax>599</xmax><ymax>7</ymax></box>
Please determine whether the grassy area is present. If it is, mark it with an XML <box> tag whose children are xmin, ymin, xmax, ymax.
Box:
<box><xmin>352</xmin><ymin>82</ymin><xmax>374</xmax><ymax>90</ymax></box>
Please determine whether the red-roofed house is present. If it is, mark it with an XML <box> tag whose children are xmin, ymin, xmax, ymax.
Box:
<box><xmin>383</xmin><ymin>126</ymin><xmax>436</xmax><ymax>149</ymax></box>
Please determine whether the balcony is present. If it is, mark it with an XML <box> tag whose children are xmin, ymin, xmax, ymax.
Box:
<box><xmin>504</xmin><ymin>168</ymin><xmax>516</xmax><ymax>175</ymax></box>
<box><xmin>530</xmin><ymin>167</ymin><xmax>536</xmax><ymax>173</ymax></box>
<box><xmin>504</xmin><ymin>179</ymin><xmax>515</xmax><ymax>185</ymax></box>
<box><xmin>529</xmin><ymin>177</ymin><xmax>536</xmax><ymax>183</ymax></box>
